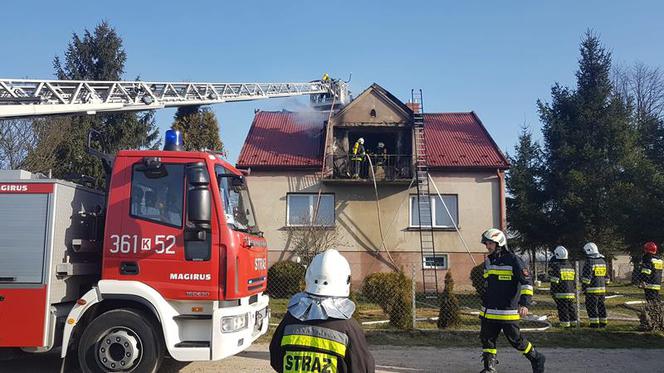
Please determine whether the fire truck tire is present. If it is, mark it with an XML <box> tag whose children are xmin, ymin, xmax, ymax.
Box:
<box><xmin>77</xmin><ymin>308</ymin><xmax>164</xmax><ymax>373</ymax></box>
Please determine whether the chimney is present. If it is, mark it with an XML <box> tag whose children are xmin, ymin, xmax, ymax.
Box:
<box><xmin>406</xmin><ymin>101</ymin><xmax>421</xmax><ymax>113</ymax></box>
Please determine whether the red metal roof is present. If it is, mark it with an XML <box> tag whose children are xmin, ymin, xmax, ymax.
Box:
<box><xmin>237</xmin><ymin>111</ymin><xmax>508</xmax><ymax>170</ymax></box>
<box><xmin>237</xmin><ymin>111</ymin><xmax>326</xmax><ymax>169</ymax></box>
<box><xmin>424</xmin><ymin>112</ymin><xmax>509</xmax><ymax>169</ymax></box>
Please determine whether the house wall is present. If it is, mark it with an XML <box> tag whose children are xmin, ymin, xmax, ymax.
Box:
<box><xmin>246</xmin><ymin>169</ymin><xmax>502</xmax><ymax>288</ymax></box>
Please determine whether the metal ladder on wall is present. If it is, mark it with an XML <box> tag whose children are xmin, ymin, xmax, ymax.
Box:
<box><xmin>411</xmin><ymin>89</ymin><xmax>439</xmax><ymax>296</ymax></box>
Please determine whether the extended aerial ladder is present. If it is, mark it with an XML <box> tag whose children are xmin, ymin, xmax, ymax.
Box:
<box><xmin>0</xmin><ymin>77</ymin><xmax>349</xmax><ymax>118</ymax></box>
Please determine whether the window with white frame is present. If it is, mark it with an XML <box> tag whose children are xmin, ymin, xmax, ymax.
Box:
<box><xmin>423</xmin><ymin>254</ymin><xmax>449</xmax><ymax>269</ymax></box>
<box><xmin>286</xmin><ymin>194</ymin><xmax>335</xmax><ymax>226</ymax></box>
<box><xmin>409</xmin><ymin>194</ymin><xmax>458</xmax><ymax>228</ymax></box>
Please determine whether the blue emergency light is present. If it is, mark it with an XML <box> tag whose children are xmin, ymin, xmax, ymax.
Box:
<box><xmin>164</xmin><ymin>129</ymin><xmax>183</xmax><ymax>151</ymax></box>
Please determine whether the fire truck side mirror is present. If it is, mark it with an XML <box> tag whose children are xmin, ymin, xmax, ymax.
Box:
<box><xmin>187</xmin><ymin>164</ymin><xmax>211</xmax><ymax>228</ymax></box>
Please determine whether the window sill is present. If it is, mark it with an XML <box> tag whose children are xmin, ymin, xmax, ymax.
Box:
<box><xmin>281</xmin><ymin>226</ymin><xmax>336</xmax><ymax>231</ymax></box>
<box><xmin>406</xmin><ymin>227</ymin><xmax>459</xmax><ymax>232</ymax></box>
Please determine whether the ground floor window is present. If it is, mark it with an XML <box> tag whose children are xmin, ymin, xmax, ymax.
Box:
<box><xmin>423</xmin><ymin>254</ymin><xmax>449</xmax><ymax>269</ymax></box>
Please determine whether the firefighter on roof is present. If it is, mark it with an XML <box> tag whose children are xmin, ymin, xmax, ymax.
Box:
<box><xmin>581</xmin><ymin>242</ymin><xmax>608</xmax><ymax>327</ymax></box>
<box><xmin>548</xmin><ymin>246</ymin><xmax>577</xmax><ymax>327</ymax></box>
<box><xmin>270</xmin><ymin>249</ymin><xmax>375</xmax><ymax>373</ymax></box>
<box><xmin>479</xmin><ymin>228</ymin><xmax>546</xmax><ymax>373</ymax></box>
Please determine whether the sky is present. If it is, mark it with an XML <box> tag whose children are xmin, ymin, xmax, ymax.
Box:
<box><xmin>2</xmin><ymin>1</ymin><xmax>664</xmax><ymax>163</ymax></box>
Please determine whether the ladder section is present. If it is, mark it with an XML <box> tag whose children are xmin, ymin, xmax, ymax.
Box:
<box><xmin>0</xmin><ymin>79</ymin><xmax>341</xmax><ymax>118</ymax></box>
<box><xmin>411</xmin><ymin>89</ymin><xmax>439</xmax><ymax>296</ymax></box>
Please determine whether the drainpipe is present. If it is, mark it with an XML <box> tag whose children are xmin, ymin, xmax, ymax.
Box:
<box><xmin>496</xmin><ymin>169</ymin><xmax>506</xmax><ymax>231</ymax></box>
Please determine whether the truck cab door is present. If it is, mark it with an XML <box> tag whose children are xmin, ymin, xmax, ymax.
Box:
<box><xmin>103</xmin><ymin>157</ymin><xmax>219</xmax><ymax>301</ymax></box>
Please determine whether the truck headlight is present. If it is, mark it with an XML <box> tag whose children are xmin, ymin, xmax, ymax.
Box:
<box><xmin>221</xmin><ymin>314</ymin><xmax>248</xmax><ymax>333</ymax></box>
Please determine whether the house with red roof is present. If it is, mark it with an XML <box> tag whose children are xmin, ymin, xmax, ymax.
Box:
<box><xmin>237</xmin><ymin>84</ymin><xmax>509</xmax><ymax>289</ymax></box>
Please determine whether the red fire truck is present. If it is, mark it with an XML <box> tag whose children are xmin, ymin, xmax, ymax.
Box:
<box><xmin>0</xmin><ymin>77</ymin><xmax>348</xmax><ymax>372</ymax></box>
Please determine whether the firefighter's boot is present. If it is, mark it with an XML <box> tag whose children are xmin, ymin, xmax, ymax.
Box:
<box><xmin>480</xmin><ymin>352</ymin><xmax>498</xmax><ymax>373</ymax></box>
<box><xmin>525</xmin><ymin>348</ymin><xmax>545</xmax><ymax>373</ymax></box>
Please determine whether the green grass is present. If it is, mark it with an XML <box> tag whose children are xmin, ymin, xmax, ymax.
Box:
<box><xmin>259</xmin><ymin>283</ymin><xmax>657</xmax><ymax>347</ymax></box>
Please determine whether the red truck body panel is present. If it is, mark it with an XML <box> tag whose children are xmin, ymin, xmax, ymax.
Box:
<box><xmin>102</xmin><ymin>150</ymin><xmax>267</xmax><ymax>301</ymax></box>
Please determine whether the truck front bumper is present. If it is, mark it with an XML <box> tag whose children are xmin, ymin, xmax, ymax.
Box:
<box><xmin>211</xmin><ymin>292</ymin><xmax>270</xmax><ymax>360</ymax></box>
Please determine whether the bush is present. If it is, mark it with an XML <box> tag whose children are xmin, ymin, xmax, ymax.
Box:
<box><xmin>438</xmin><ymin>271</ymin><xmax>461</xmax><ymax>329</ymax></box>
<box><xmin>362</xmin><ymin>271</ymin><xmax>413</xmax><ymax>329</ymax></box>
<box><xmin>267</xmin><ymin>261</ymin><xmax>305</xmax><ymax>298</ymax></box>
<box><xmin>470</xmin><ymin>262</ymin><xmax>486</xmax><ymax>299</ymax></box>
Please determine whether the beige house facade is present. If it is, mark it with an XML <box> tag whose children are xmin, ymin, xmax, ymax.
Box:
<box><xmin>237</xmin><ymin>84</ymin><xmax>509</xmax><ymax>290</ymax></box>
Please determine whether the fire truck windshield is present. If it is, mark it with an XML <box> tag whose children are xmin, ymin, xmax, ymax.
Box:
<box><xmin>215</xmin><ymin>165</ymin><xmax>258</xmax><ymax>234</ymax></box>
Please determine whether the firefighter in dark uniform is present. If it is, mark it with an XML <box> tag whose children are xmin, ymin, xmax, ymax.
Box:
<box><xmin>638</xmin><ymin>241</ymin><xmax>662</xmax><ymax>328</ymax></box>
<box><xmin>581</xmin><ymin>242</ymin><xmax>608</xmax><ymax>328</ymax></box>
<box><xmin>270</xmin><ymin>249</ymin><xmax>375</xmax><ymax>373</ymax></box>
<box><xmin>548</xmin><ymin>246</ymin><xmax>577</xmax><ymax>327</ymax></box>
<box><xmin>351</xmin><ymin>138</ymin><xmax>366</xmax><ymax>179</ymax></box>
<box><xmin>479</xmin><ymin>228</ymin><xmax>546</xmax><ymax>373</ymax></box>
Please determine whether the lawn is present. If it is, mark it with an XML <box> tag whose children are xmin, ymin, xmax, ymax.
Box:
<box><xmin>260</xmin><ymin>282</ymin><xmax>661</xmax><ymax>348</ymax></box>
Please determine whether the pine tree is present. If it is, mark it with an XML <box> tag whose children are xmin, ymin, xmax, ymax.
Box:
<box><xmin>28</xmin><ymin>21</ymin><xmax>159</xmax><ymax>188</ymax></box>
<box><xmin>506</xmin><ymin>126</ymin><xmax>549</xmax><ymax>259</ymax></box>
<box><xmin>437</xmin><ymin>271</ymin><xmax>460</xmax><ymax>329</ymax></box>
<box><xmin>171</xmin><ymin>106</ymin><xmax>225</xmax><ymax>155</ymax></box>
<box><xmin>538</xmin><ymin>31</ymin><xmax>636</xmax><ymax>257</ymax></box>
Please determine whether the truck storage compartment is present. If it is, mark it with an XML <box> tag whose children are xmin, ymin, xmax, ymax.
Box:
<box><xmin>0</xmin><ymin>193</ymin><xmax>49</xmax><ymax>284</ymax></box>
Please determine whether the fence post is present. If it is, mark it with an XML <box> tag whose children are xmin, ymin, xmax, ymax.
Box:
<box><xmin>411</xmin><ymin>264</ymin><xmax>417</xmax><ymax>330</ymax></box>
<box><xmin>575</xmin><ymin>260</ymin><xmax>581</xmax><ymax>328</ymax></box>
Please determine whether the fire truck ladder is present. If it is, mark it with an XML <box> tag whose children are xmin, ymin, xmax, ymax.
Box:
<box><xmin>412</xmin><ymin>89</ymin><xmax>439</xmax><ymax>297</ymax></box>
<box><xmin>0</xmin><ymin>78</ymin><xmax>347</xmax><ymax>118</ymax></box>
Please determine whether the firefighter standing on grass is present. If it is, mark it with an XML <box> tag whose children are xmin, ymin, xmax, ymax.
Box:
<box><xmin>270</xmin><ymin>249</ymin><xmax>375</xmax><ymax>373</ymax></box>
<box><xmin>479</xmin><ymin>228</ymin><xmax>546</xmax><ymax>373</ymax></box>
<box><xmin>548</xmin><ymin>246</ymin><xmax>577</xmax><ymax>327</ymax></box>
<box><xmin>581</xmin><ymin>242</ymin><xmax>608</xmax><ymax>328</ymax></box>
<box><xmin>638</xmin><ymin>242</ymin><xmax>662</xmax><ymax>328</ymax></box>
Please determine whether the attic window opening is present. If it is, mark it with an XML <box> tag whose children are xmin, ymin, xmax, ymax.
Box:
<box><xmin>370</xmin><ymin>109</ymin><xmax>376</xmax><ymax>117</ymax></box>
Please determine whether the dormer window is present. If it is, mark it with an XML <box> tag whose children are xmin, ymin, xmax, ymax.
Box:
<box><xmin>370</xmin><ymin>109</ymin><xmax>376</xmax><ymax>117</ymax></box>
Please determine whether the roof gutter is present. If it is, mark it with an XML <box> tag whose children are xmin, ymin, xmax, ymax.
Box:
<box><xmin>497</xmin><ymin>169</ymin><xmax>506</xmax><ymax>231</ymax></box>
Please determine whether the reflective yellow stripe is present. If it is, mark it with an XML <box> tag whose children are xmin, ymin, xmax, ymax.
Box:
<box><xmin>281</xmin><ymin>335</ymin><xmax>347</xmax><ymax>356</ymax></box>
<box><xmin>486</xmin><ymin>269</ymin><xmax>513</xmax><ymax>276</ymax></box>
<box><xmin>483</xmin><ymin>348</ymin><xmax>497</xmax><ymax>354</ymax></box>
<box><xmin>550</xmin><ymin>277</ymin><xmax>560</xmax><ymax>283</ymax></box>
<box><xmin>479</xmin><ymin>311</ymin><xmax>520</xmax><ymax>321</ymax></box>
<box><xmin>581</xmin><ymin>278</ymin><xmax>591</xmax><ymax>284</ymax></box>
<box><xmin>520</xmin><ymin>289</ymin><xmax>534</xmax><ymax>296</ymax></box>
<box><xmin>523</xmin><ymin>342</ymin><xmax>533</xmax><ymax>354</ymax></box>
<box><xmin>586</xmin><ymin>287</ymin><xmax>606</xmax><ymax>294</ymax></box>
<box><xmin>641</xmin><ymin>268</ymin><xmax>652</xmax><ymax>274</ymax></box>
<box><xmin>644</xmin><ymin>284</ymin><xmax>661</xmax><ymax>290</ymax></box>
<box><xmin>554</xmin><ymin>293</ymin><xmax>576</xmax><ymax>299</ymax></box>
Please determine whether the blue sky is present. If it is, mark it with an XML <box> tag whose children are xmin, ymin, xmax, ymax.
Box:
<box><xmin>3</xmin><ymin>1</ymin><xmax>663</xmax><ymax>163</ymax></box>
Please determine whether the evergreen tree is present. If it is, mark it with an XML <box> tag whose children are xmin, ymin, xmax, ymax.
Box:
<box><xmin>538</xmin><ymin>31</ymin><xmax>636</xmax><ymax>257</ymax></box>
<box><xmin>506</xmin><ymin>126</ymin><xmax>549</xmax><ymax>260</ymax></box>
<box><xmin>437</xmin><ymin>271</ymin><xmax>460</xmax><ymax>329</ymax></box>
<box><xmin>29</xmin><ymin>21</ymin><xmax>159</xmax><ymax>188</ymax></box>
<box><xmin>171</xmin><ymin>106</ymin><xmax>225</xmax><ymax>154</ymax></box>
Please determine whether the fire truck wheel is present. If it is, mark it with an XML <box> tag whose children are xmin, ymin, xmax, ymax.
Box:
<box><xmin>78</xmin><ymin>308</ymin><xmax>164</xmax><ymax>373</ymax></box>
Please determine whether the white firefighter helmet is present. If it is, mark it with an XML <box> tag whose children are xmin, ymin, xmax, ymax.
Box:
<box><xmin>583</xmin><ymin>242</ymin><xmax>599</xmax><ymax>256</ymax></box>
<box><xmin>481</xmin><ymin>228</ymin><xmax>507</xmax><ymax>247</ymax></box>
<box><xmin>358</xmin><ymin>137</ymin><xmax>365</xmax><ymax>145</ymax></box>
<box><xmin>554</xmin><ymin>245</ymin><xmax>568</xmax><ymax>260</ymax></box>
<box><xmin>305</xmin><ymin>249</ymin><xmax>351</xmax><ymax>297</ymax></box>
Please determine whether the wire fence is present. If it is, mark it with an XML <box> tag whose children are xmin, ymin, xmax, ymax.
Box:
<box><xmin>266</xmin><ymin>260</ymin><xmax>663</xmax><ymax>333</ymax></box>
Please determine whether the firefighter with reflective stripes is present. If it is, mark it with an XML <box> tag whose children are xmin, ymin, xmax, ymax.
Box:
<box><xmin>270</xmin><ymin>249</ymin><xmax>375</xmax><ymax>373</ymax></box>
<box><xmin>548</xmin><ymin>246</ymin><xmax>577</xmax><ymax>327</ymax></box>
<box><xmin>351</xmin><ymin>138</ymin><xmax>366</xmax><ymax>178</ymax></box>
<box><xmin>479</xmin><ymin>228</ymin><xmax>545</xmax><ymax>373</ymax></box>
<box><xmin>581</xmin><ymin>242</ymin><xmax>608</xmax><ymax>328</ymax></box>
<box><xmin>638</xmin><ymin>242</ymin><xmax>662</xmax><ymax>329</ymax></box>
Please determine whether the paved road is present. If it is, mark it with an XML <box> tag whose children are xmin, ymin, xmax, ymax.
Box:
<box><xmin>2</xmin><ymin>344</ymin><xmax>662</xmax><ymax>372</ymax></box>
